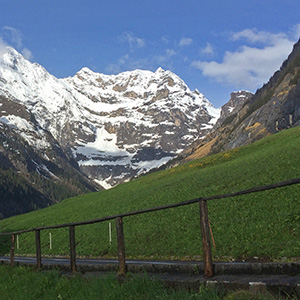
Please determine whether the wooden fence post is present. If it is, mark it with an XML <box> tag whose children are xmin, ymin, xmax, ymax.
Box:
<box><xmin>116</xmin><ymin>217</ymin><xmax>126</xmax><ymax>275</ymax></box>
<box><xmin>199</xmin><ymin>199</ymin><xmax>214</xmax><ymax>278</ymax></box>
<box><xmin>35</xmin><ymin>230</ymin><xmax>42</xmax><ymax>270</ymax></box>
<box><xmin>69</xmin><ymin>225</ymin><xmax>76</xmax><ymax>273</ymax></box>
<box><xmin>10</xmin><ymin>234</ymin><xmax>15</xmax><ymax>266</ymax></box>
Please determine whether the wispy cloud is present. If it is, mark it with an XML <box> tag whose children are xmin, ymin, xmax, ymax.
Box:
<box><xmin>161</xmin><ymin>36</ymin><xmax>170</xmax><ymax>44</ymax></box>
<box><xmin>179</xmin><ymin>37</ymin><xmax>193</xmax><ymax>47</ymax></box>
<box><xmin>106</xmin><ymin>54</ymin><xmax>130</xmax><ymax>73</ymax></box>
<box><xmin>231</xmin><ymin>28</ymin><xmax>288</xmax><ymax>46</ymax></box>
<box><xmin>201</xmin><ymin>42</ymin><xmax>214</xmax><ymax>55</ymax></box>
<box><xmin>21</xmin><ymin>48</ymin><xmax>33</xmax><ymax>61</ymax></box>
<box><xmin>0</xmin><ymin>37</ymin><xmax>9</xmax><ymax>57</ymax></box>
<box><xmin>106</xmin><ymin>54</ymin><xmax>158</xmax><ymax>74</ymax></box>
<box><xmin>118</xmin><ymin>32</ymin><xmax>145</xmax><ymax>51</ymax></box>
<box><xmin>191</xmin><ymin>27</ymin><xmax>299</xmax><ymax>89</ymax></box>
<box><xmin>166</xmin><ymin>49</ymin><xmax>176</xmax><ymax>57</ymax></box>
<box><xmin>0</xmin><ymin>26</ymin><xmax>33</xmax><ymax>61</ymax></box>
<box><xmin>292</xmin><ymin>24</ymin><xmax>300</xmax><ymax>40</ymax></box>
<box><xmin>2</xmin><ymin>26</ymin><xmax>23</xmax><ymax>48</ymax></box>
<box><xmin>152</xmin><ymin>49</ymin><xmax>176</xmax><ymax>69</ymax></box>
<box><xmin>106</xmin><ymin>47</ymin><xmax>177</xmax><ymax>74</ymax></box>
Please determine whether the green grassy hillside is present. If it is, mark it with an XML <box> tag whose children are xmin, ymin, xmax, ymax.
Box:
<box><xmin>0</xmin><ymin>127</ymin><xmax>300</xmax><ymax>261</ymax></box>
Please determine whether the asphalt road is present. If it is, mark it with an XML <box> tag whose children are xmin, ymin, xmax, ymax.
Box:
<box><xmin>0</xmin><ymin>256</ymin><xmax>202</xmax><ymax>267</ymax></box>
<box><xmin>1</xmin><ymin>255</ymin><xmax>300</xmax><ymax>293</ymax></box>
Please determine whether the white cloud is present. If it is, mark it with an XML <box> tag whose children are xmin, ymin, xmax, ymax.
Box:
<box><xmin>165</xmin><ymin>49</ymin><xmax>176</xmax><ymax>57</ymax></box>
<box><xmin>192</xmin><ymin>28</ymin><xmax>298</xmax><ymax>89</ymax></box>
<box><xmin>161</xmin><ymin>36</ymin><xmax>169</xmax><ymax>44</ymax></box>
<box><xmin>106</xmin><ymin>54</ymin><xmax>154</xmax><ymax>74</ymax></box>
<box><xmin>0</xmin><ymin>37</ymin><xmax>9</xmax><ymax>58</ymax></box>
<box><xmin>231</xmin><ymin>28</ymin><xmax>290</xmax><ymax>47</ymax></box>
<box><xmin>179</xmin><ymin>37</ymin><xmax>193</xmax><ymax>47</ymax></box>
<box><xmin>291</xmin><ymin>24</ymin><xmax>300</xmax><ymax>40</ymax></box>
<box><xmin>118</xmin><ymin>32</ymin><xmax>145</xmax><ymax>50</ymax></box>
<box><xmin>106</xmin><ymin>47</ymin><xmax>177</xmax><ymax>74</ymax></box>
<box><xmin>2</xmin><ymin>26</ymin><xmax>23</xmax><ymax>48</ymax></box>
<box><xmin>0</xmin><ymin>26</ymin><xmax>34</xmax><ymax>61</ymax></box>
<box><xmin>201</xmin><ymin>42</ymin><xmax>214</xmax><ymax>55</ymax></box>
<box><xmin>106</xmin><ymin>54</ymin><xmax>129</xmax><ymax>74</ymax></box>
<box><xmin>21</xmin><ymin>48</ymin><xmax>33</xmax><ymax>61</ymax></box>
<box><xmin>118</xmin><ymin>54</ymin><xmax>129</xmax><ymax>65</ymax></box>
<box><xmin>151</xmin><ymin>49</ymin><xmax>176</xmax><ymax>69</ymax></box>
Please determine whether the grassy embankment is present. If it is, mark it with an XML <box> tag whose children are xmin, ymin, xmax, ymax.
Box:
<box><xmin>0</xmin><ymin>127</ymin><xmax>299</xmax><ymax>260</ymax></box>
<box><xmin>0</xmin><ymin>265</ymin><xmax>295</xmax><ymax>300</ymax></box>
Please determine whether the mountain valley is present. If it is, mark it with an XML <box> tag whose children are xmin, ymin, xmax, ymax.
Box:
<box><xmin>1</xmin><ymin>36</ymin><xmax>300</xmax><ymax>218</ymax></box>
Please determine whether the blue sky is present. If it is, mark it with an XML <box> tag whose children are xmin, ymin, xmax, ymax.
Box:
<box><xmin>0</xmin><ymin>0</ymin><xmax>299</xmax><ymax>107</ymax></box>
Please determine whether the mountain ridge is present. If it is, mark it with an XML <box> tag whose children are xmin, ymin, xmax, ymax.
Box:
<box><xmin>179</xmin><ymin>38</ymin><xmax>300</xmax><ymax>163</ymax></box>
<box><xmin>0</xmin><ymin>46</ymin><xmax>220</xmax><ymax>216</ymax></box>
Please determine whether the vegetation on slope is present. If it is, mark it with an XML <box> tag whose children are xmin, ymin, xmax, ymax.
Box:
<box><xmin>0</xmin><ymin>127</ymin><xmax>299</xmax><ymax>260</ymax></box>
<box><xmin>0</xmin><ymin>118</ymin><xmax>98</xmax><ymax>219</ymax></box>
<box><xmin>2</xmin><ymin>265</ymin><xmax>290</xmax><ymax>300</ymax></box>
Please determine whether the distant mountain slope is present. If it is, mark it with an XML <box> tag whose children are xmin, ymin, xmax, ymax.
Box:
<box><xmin>182</xmin><ymin>38</ymin><xmax>300</xmax><ymax>161</ymax></box>
<box><xmin>0</xmin><ymin>47</ymin><xmax>219</xmax><ymax>189</ymax></box>
<box><xmin>0</xmin><ymin>95</ymin><xmax>98</xmax><ymax>218</ymax></box>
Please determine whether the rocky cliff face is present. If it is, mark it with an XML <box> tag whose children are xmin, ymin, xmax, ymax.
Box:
<box><xmin>182</xmin><ymin>38</ymin><xmax>300</xmax><ymax>161</ymax></box>
<box><xmin>63</xmin><ymin>67</ymin><xmax>219</xmax><ymax>187</ymax></box>
<box><xmin>214</xmin><ymin>91</ymin><xmax>254</xmax><ymax>129</ymax></box>
<box><xmin>0</xmin><ymin>94</ymin><xmax>98</xmax><ymax>218</ymax></box>
<box><xmin>0</xmin><ymin>46</ymin><xmax>220</xmax><ymax>196</ymax></box>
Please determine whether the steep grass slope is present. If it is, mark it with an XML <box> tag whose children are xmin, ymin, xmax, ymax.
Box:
<box><xmin>0</xmin><ymin>127</ymin><xmax>299</xmax><ymax>260</ymax></box>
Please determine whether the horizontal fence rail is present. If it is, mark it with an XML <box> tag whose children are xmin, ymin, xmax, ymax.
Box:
<box><xmin>2</xmin><ymin>177</ymin><xmax>299</xmax><ymax>236</ymax></box>
<box><xmin>1</xmin><ymin>177</ymin><xmax>300</xmax><ymax>277</ymax></box>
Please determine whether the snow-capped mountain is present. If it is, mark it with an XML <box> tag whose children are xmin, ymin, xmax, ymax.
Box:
<box><xmin>0</xmin><ymin>46</ymin><xmax>220</xmax><ymax>189</ymax></box>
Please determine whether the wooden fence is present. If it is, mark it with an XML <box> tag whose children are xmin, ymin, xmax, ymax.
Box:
<box><xmin>1</xmin><ymin>177</ymin><xmax>300</xmax><ymax>278</ymax></box>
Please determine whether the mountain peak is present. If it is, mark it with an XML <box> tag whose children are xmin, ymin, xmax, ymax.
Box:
<box><xmin>0</xmin><ymin>46</ymin><xmax>23</xmax><ymax>68</ymax></box>
<box><xmin>155</xmin><ymin>67</ymin><xmax>165</xmax><ymax>73</ymax></box>
<box><xmin>0</xmin><ymin>45</ymin><xmax>18</xmax><ymax>57</ymax></box>
<box><xmin>77</xmin><ymin>66</ymin><xmax>94</xmax><ymax>75</ymax></box>
<box><xmin>0</xmin><ymin>46</ymin><xmax>219</xmax><ymax>189</ymax></box>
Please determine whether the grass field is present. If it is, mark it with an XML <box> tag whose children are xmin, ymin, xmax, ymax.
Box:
<box><xmin>0</xmin><ymin>127</ymin><xmax>300</xmax><ymax>261</ymax></box>
<box><xmin>0</xmin><ymin>265</ymin><xmax>294</xmax><ymax>300</ymax></box>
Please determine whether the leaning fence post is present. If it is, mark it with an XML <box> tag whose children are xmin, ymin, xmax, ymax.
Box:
<box><xmin>69</xmin><ymin>225</ymin><xmax>76</xmax><ymax>273</ymax></box>
<box><xmin>10</xmin><ymin>234</ymin><xmax>15</xmax><ymax>266</ymax></box>
<box><xmin>116</xmin><ymin>217</ymin><xmax>126</xmax><ymax>275</ymax></box>
<box><xmin>199</xmin><ymin>199</ymin><xmax>214</xmax><ymax>278</ymax></box>
<box><xmin>35</xmin><ymin>230</ymin><xmax>42</xmax><ymax>270</ymax></box>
